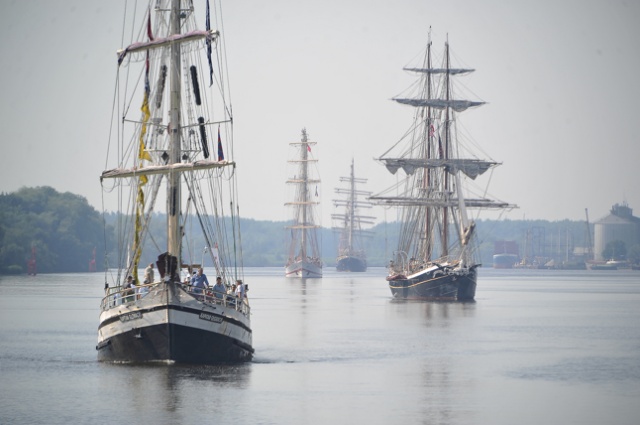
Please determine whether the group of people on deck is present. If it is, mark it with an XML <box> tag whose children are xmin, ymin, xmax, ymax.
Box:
<box><xmin>115</xmin><ymin>264</ymin><xmax>247</xmax><ymax>305</ymax></box>
<box><xmin>120</xmin><ymin>263</ymin><xmax>155</xmax><ymax>303</ymax></box>
<box><xmin>188</xmin><ymin>267</ymin><xmax>248</xmax><ymax>301</ymax></box>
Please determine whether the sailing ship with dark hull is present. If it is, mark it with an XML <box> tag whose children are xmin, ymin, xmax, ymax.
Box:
<box><xmin>96</xmin><ymin>0</ymin><xmax>253</xmax><ymax>364</ymax></box>
<box><xmin>333</xmin><ymin>159</ymin><xmax>374</xmax><ymax>272</ymax></box>
<box><xmin>285</xmin><ymin>129</ymin><xmax>323</xmax><ymax>278</ymax></box>
<box><xmin>370</xmin><ymin>33</ymin><xmax>515</xmax><ymax>301</ymax></box>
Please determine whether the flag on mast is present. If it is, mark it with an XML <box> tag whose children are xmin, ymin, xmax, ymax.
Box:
<box><xmin>217</xmin><ymin>126</ymin><xmax>225</xmax><ymax>161</ymax></box>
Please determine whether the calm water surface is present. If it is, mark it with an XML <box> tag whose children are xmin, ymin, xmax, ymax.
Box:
<box><xmin>1</xmin><ymin>268</ymin><xmax>639</xmax><ymax>424</ymax></box>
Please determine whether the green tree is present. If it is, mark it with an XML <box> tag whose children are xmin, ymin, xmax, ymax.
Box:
<box><xmin>626</xmin><ymin>244</ymin><xmax>640</xmax><ymax>265</ymax></box>
<box><xmin>0</xmin><ymin>187</ymin><xmax>111</xmax><ymax>274</ymax></box>
<box><xmin>602</xmin><ymin>240</ymin><xmax>627</xmax><ymax>261</ymax></box>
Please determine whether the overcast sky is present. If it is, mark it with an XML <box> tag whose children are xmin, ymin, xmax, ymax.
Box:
<box><xmin>1</xmin><ymin>0</ymin><xmax>639</xmax><ymax>227</ymax></box>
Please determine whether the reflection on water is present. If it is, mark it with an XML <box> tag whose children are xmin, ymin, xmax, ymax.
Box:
<box><xmin>1</xmin><ymin>268</ymin><xmax>640</xmax><ymax>424</ymax></box>
<box><xmin>94</xmin><ymin>362</ymin><xmax>252</xmax><ymax>419</ymax></box>
<box><xmin>510</xmin><ymin>355</ymin><xmax>640</xmax><ymax>384</ymax></box>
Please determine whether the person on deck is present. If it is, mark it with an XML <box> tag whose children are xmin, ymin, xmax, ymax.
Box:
<box><xmin>234</xmin><ymin>279</ymin><xmax>245</xmax><ymax>299</ymax></box>
<box><xmin>144</xmin><ymin>263</ymin><xmax>154</xmax><ymax>284</ymax></box>
<box><xmin>212</xmin><ymin>276</ymin><xmax>226</xmax><ymax>299</ymax></box>
<box><xmin>124</xmin><ymin>275</ymin><xmax>136</xmax><ymax>303</ymax></box>
<box><xmin>190</xmin><ymin>268</ymin><xmax>210</xmax><ymax>295</ymax></box>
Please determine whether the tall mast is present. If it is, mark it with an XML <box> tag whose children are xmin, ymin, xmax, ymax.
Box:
<box><xmin>348</xmin><ymin>159</ymin><xmax>355</xmax><ymax>251</ymax></box>
<box><xmin>167</xmin><ymin>0</ymin><xmax>182</xmax><ymax>261</ymax></box>
<box><xmin>442</xmin><ymin>40</ymin><xmax>451</xmax><ymax>257</ymax></box>
<box><xmin>285</xmin><ymin>128</ymin><xmax>320</xmax><ymax>262</ymax></box>
<box><xmin>300</xmin><ymin>129</ymin><xmax>309</xmax><ymax>259</ymax></box>
<box><xmin>585</xmin><ymin>208</ymin><xmax>593</xmax><ymax>260</ymax></box>
<box><xmin>333</xmin><ymin>158</ymin><xmax>372</xmax><ymax>257</ymax></box>
<box><xmin>423</xmin><ymin>32</ymin><xmax>433</xmax><ymax>262</ymax></box>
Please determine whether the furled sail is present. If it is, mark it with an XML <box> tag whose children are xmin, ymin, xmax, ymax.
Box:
<box><xmin>117</xmin><ymin>30</ymin><xmax>219</xmax><ymax>65</ymax></box>
<box><xmin>368</xmin><ymin>195</ymin><xmax>512</xmax><ymax>209</ymax></box>
<box><xmin>101</xmin><ymin>160</ymin><xmax>234</xmax><ymax>180</ymax></box>
<box><xmin>403</xmin><ymin>67</ymin><xmax>475</xmax><ymax>75</ymax></box>
<box><xmin>380</xmin><ymin>158</ymin><xmax>498</xmax><ymax>179</ymax></box>
<box><xmin>393</xmin><ymin>98</ymin><xmax>485</xmax><ymax>112</ymax></box>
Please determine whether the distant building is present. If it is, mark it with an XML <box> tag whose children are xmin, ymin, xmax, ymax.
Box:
<box><xmin>593</xmin><ymin>203</ymin><xmax>640</xmax><ymax>261</ymax></box>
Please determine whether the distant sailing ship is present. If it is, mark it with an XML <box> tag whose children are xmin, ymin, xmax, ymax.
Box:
<box><xmin>285</xmin><ymin>129</ymin><xmax>323</xmax><ymax>278</ymax></box>
<box><xmin>370</xmin><ymin>33</ymin><xmax>515</xmax><ymax>300</ymax></box>
<box><xmin>332</xmin><ymin>159</ymin><xmax>374</xmax><ymax>272</ymax></box>
<box><xmin>97</xmin><ymin>0</ymin><xmax>253</xmax><ymax>363</ymax></box>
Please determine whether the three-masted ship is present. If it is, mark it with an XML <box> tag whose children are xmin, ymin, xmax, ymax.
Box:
<box><xmin>285</xmin><ymin>129</ymin><xmax>323</xmax><ymax>278</ymax></box>
<box><xmin>370</xmin><ymin>34</ymin><xmax>515</xmax><ymax>300</ymax></box>
<box><xmin>96</xmin><ymin>0</ymin><xmax>253</xmax><ymax>363</ymax></box>
<box><xmin>333</xmin><ymin>159</ymin><xmax>374</xmax><ymax>272</ymax></box>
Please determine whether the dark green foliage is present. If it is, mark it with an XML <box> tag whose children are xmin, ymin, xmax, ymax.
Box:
<box><xmin>0</xmin><ymin>187</ymin><xmax>111</xmax><ymax>274</ymax></box>
<box><xmin>240</xmin><ymin>219</ymin><xmax>289</xmax><ymax>266</ymax></box>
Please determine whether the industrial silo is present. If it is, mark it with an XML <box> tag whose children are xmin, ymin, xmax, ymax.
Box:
<box><xmin>593</xmin><ymin>203</ymin><xmax>640</xmax><ymax>261</ymax></box>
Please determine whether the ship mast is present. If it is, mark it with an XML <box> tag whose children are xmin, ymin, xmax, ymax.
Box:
<box><xmin>167</xmin><ymin>0</ymin><xmax>182</xmax><ymax>262</ymax></box>
<box><xmin>442</xmin><ymin>40</ymin><xmax>451</xmax><ymax>258</ymax></box>
<box><xmin>348</xmin><ymin>159</ymin><xmax>355</xmax><ymax>251</ymax></box>
<box><xmin>585</xmin><ymin>208</ymin><xmax>593</xmax><ymax>261</ymax></box>
<box><xmin>333</xmin><ymin>159</ymin><xmax>374</xmax><ymax>257</ymax></box>
<box><xmin>300</xmin><ymin>129</ymin><xmax>309</xmax><ymax>259</ymax></box>
<box><xmin>423</xmin><ymin>33</ymin><xmax>434</xmax><ymax>263</ymax></box>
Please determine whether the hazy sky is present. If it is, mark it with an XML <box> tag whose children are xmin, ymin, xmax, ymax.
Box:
<box><xmin>1</xmin><ymin>0</ymin><xmax>639</xmax><ymax>227</ymax></box>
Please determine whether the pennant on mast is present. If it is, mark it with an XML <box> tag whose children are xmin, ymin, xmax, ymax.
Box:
<box><xmin>217</xmin><ymin>126</ymin><xmax>225</xmax><ymax>161</ymax></box>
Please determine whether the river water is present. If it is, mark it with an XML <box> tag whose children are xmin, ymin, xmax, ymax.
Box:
<box><xmin>1</xmin><ymin>267</ymin><xmax>639</xmax><ymax>424</ymax></box>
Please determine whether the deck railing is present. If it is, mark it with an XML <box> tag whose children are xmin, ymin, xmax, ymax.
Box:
<box><xmin>100</xmin><ymin>281</ymin><xmax>250</xmax><ymax>317</ymax></box>
<box><xmin>178</xmin><ymin>282</ymin><xmax>251</xmax><ymax>316</ymax></box>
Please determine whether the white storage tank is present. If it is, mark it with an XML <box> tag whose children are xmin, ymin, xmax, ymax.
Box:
<box><xmin>593</xmin><ymin>203</ymin><xmax>640</xmax><ymax>261</ymax></box>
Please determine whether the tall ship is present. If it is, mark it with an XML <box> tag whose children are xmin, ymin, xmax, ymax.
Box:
<box><xmin>97</xmin><ymin>0</ymin><xmax>253</xmax><ymax>363</ymax></box>
<box><xmin>285</xmin><ymin>129</ymin><xmax>323</xmax><ymax>278</ymax></box>
<box><xmin>370</xmin><ymin>33</ymin><xmax>515</xmax><ymax>300</ymax></box>
<box><xmin>332</xmin><ymin>159</ymin><xmax>374</xmax><ymax>272</ymax></box>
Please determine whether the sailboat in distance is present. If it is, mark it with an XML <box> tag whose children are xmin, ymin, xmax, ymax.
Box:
<box><xmin>97</xmin><ymin>0</ymin><xmax>253</xmax><ymax>363</ymax></box>
<box><xmin>285</xmin><ymin>129</ymin><xmax>323</xmax><ymax>278</ymax></box>
<box><xmin>332</xmin><ymin>159</ymin><xmax>374</xmax><ymax>272</ymax></box>
<box><xmin>370</xmin><ymin>33</ymin><xmax>516</xmax><ymax>300</ymax></box>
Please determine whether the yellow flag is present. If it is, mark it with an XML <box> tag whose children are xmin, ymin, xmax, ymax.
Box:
<box><xmin>138</xmin><ymin>92</ymin><xmax>152</xmax><ymax>162</ymax></box>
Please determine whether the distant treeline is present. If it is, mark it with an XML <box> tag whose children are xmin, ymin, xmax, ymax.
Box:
<box><xmin>0</xmin><ymin>187</ymin><xmax>109</xmax><ymax>274</ymax></box>
<box><xmin>1</xmin><ymin>186</ymin><xmax>595</xmax><ymax>274</ymax></box>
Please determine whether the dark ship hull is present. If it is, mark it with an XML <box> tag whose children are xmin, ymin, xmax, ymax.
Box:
<box><xmin>336</xmin><ymin>255</ymin><xmax>367</xmax><ymax>272</ymax></box>
<box><xmin>387</xmin><ymin>264</ymin><xmax>478</xmax><ymax>301</ymax></box>
<box><xmin>97</xmin><ymin>282</ymin><xmax>253</xmax><ymax>364</ymax></box>
<box><xmin>97</xmin><ymin>321</ymin><xmax>253</xmax><ymax>364</ymax></box>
